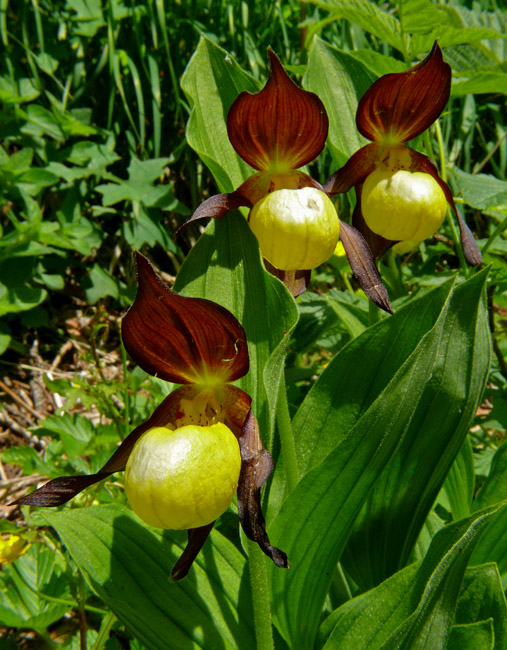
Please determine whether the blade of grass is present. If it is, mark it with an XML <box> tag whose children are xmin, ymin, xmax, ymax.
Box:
<box><xmin>148</xmin><ymin>54</ymin><xmax>162</xmax><ymax>157</ymax></box>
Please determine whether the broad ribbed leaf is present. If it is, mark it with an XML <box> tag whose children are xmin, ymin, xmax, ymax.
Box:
<box><xmin>304</xmin><ymin>37</ymin><xmax>375</xmax><ymax>166</ymax></box>
<box><xmin>179</xmin><ymin>39</ymin><xmax>299</xmax><ymax>441</ymax></box>
<box><xmin>0</xmin><ymin>544</ymin><xmax>69</xmax><ymax>630</ymax></box>
<box><xmin>379</xmin><ymin>506</ymin><xmax>505</xmax><ymax>650</ymax></box>
<box><xmin>472</xmin><ymin>442</ymin><xmax>507</xmax><ymax>584</ymax></box>
<box><xmin>181</xmin><ymin>36</ymin><xmax>259</xmax><ymax>194</ymax></box>
<box><xmin>268</xmin><ymin>271</ymin><xmax>490</xmax><ymax>648</ymax></box>
<box><xmin>319</xmin><ymin>561</ymin><xmax>419</xmax><ymax>649</ymax></box>
<box><xmin>446</xmin><ymin>621</ymin><xmax>494</xmax><ymax>650</ymax></box>
<box><xmin>39</xmin><ymin>505</ymin><xmax>256</xmax><ymax>650</ymax></box>
<box><xmin>451</xmin><ymin>168</ymin><xmax>507</xmax><ymax>211</ymax></box>
<box><xmin>174</xmin><ymin>213</ymin><xmax>298</xmax><ymax>448</ymax></box>
<box><xmin>454</xmin><ymin>563</ymin><xmax>507</xmax><ymax>649</ymax></box>
<box><xmin>341</xmin><ymin>269</ymin><xmax>490</xmax><ymax>590</ymax></box>
<box><xmin>288</xmin><ymin>278</ymin><xmax>455</xmax><ymax>480</ymax></box>
<box><xmin>440</xmin><ymin>437</ymin><xmax>475</xmax><ymax>520</ymax></box>
<box><xmin>306</xmin><ymin>0</ymin><xmax>404</xmax><ymax>53</ymax></box>
<box><xmin>319</xmin><ymin>509</ymin><xmax>504</xmax><ymax>650</ymax></box>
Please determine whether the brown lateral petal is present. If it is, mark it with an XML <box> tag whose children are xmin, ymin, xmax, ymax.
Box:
<box><xmin>263</xmin><ymin>260</ymin><xmax>311</xmax><ymax>297</ymax></box>
<box><xmin>174</xmin><ymin>191</ymin><xmax>252</xmax><ymax>238</ymax></box>
<box><xmin>227</xmin><ymin>49</ymin><xmax>328</xmax><ymax>171</ymax></box>
<box><xmin>122</xmin><ymin>253</ymin><xmax>249</xmax><ymax>385</ymax></box>
<box><xmin>12</xmin><ymin>388</ymin><xmax>195</xmax><ymax>507</ymax></box>
<box><xmin>237</xmin><ymin>411</ymin><xmax>289</xmax><ymax>569</ymax></box>
<box><xmin>13</xmin><ymin>473</ymin><xmax>114</xmax><ymax>507</ymax></box>
<box><xmin>219</xmin><ymin>385</ymin><xmax>252</xmax><ymax>436</ymax></box>
<box><xmin>356</xmin><ymin>42</ymin><xmax>451</xmax><ymax>144</ymax></box>
<box><xmin>171</xmin><ymin>522</ymin><xmax>215</xmax><ymax>581</ymax></box>
<box><xmin>340</xmin><ymin>221</ymin><xmax>393</xmax><ymax>314</ymax></box>
<box><xmin>324</xmin><ymin>144</ymin><xmax>379</xmax><ymax>196</ymax></box>
<box><xmin>408</xmin><ymin>151</ymin><xmax>483</xmax><ymax>266</ymax></box>
<box><xmin>352</xmin><ymin>185</ymin><xmax>396</xmax><ymax>260</ymax></box>
<box><xmin>454</xmin><ymin>210</ymin><xmax>483</xmax><ymax>266</ymax></box>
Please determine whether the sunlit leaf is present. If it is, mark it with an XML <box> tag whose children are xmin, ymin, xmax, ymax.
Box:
<box><xmin>304</xmin><ymin>37</ymin><xmax>375</xmax><ymax>166</ymax></box>
<box><xmin>39</xmin><ymin>505</ymin><xmax>256</xmax><ymax>650</ymax></box>
<box><xmin>181</xmin><ymin>36</ymin><xmax>259</xmax><ymax>193</ymax></box>
<box><xmin>175</xmin><ymin>213</ymin><xmax>298</xmax><ymax>447</ymax></box>
<box><xmin>319</xmin><ymin>507</ymin><xmax>504</xmax><ymax>650</ymax></box>
<box><xmin>341</xmin><ymin>269</ymin><xmax>490</xmax><ymax>590</ymax></box>
<box><xmin>268</xmin><ymin>271</ymin><xmax>490</xmax><ymax>648</ymax></box>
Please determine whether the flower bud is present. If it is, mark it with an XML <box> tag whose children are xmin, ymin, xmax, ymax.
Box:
<box><xmin>125</xmin><ymin>423</ymin><xmax>241</xmax><ymax>530</ymax></box>
<box><xmin>248</xmin><ymin>187</ymin><xmax>340</xmax><ymax>270</ymax></box>
<box><xmin>361</xmin><ymin>167</ymin><xmax>447</xmax><ymax>242</ymax></box>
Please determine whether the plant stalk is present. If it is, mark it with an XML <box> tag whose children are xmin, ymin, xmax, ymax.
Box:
<box><xmin>276</xmin><ymin>375</ymin><xmax>299</xmax><ymax>494</ymax></box>
<box><xmin>434</xmin><ymin>120</ymin><xmax>468</xmax><ymax>272</ymax></box>
<box><xmin>248</xmin><ymin>540</ymin><xmax>275</xmax><ymax>650</ymax></box>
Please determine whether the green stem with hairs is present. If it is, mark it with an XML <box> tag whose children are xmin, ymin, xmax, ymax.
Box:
<box><xmin>386</xmin><ymin>248</ymin><xmax>405</xmax><ymax>298</ymax></box>
<box><xmin>276</xmin><ymin>374</ymin><xmax>299</xmax><ymax>494</ymax></box>
<box><xmin>93</xmin><ymin>611</ymin><xmax>117</xmax><ymax>650</ymax></box>
<box><xmin>248</xmin><ymin>540</ymin><xmax>275</xmax><ymax>650</ymax></box>
<box><xmin>434</xmin><ymin>120</ymin><xmax>467</xmax><ymax>272</ymax></box>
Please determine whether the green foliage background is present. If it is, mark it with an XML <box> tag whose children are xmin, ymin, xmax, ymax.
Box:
<box><xmin>1</xmin><ymin>1</ymin><xmax>506</xmax><ymax>649</ymax></box>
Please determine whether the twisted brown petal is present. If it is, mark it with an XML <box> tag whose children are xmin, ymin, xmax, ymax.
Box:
<box><xmin>227</xmin><ymin>49</ymin><xmax>328</xmax><ymax>171</ymax></box>
<box><xmin>171</xmin><ymin>522</ymin><xmax>215</xmax><ymax>581</ymax></box>
<box><xmin>356</xmin><ymin>42</ymin><xmax>451</xmax><ymax>144</ymax></box>
<box><xmin>237</xmin><ymin>411</ymin><xmax>289</xmax><ymax>568</ymax></box>
<box><xmin>324</xmin><ymin>143</ymin><xmax>379</xmax><ymax>196</ymax></box>
<box><xmin>12</xmin><ymin>388</ymin><xmax>192</xmax><ymax>507</ymax></box>
<box><xmin>340</xmin><ymin>221</ymin><xmax>393</xmax><ymax>314</ymax></box>
<box><xmin>175</xmin><ymin>191</ymin><xmax>252</xmax><ymax>238</ymax></box>
<box><xmin>122</xmin><ymin>253</ymin><xmax>249</xmax><ymax>385</ymax></box>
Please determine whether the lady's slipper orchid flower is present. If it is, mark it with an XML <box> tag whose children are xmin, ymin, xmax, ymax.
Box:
<box><xmin>179</xmin><ymin>50</ymin><xmax>391</xmax><ymax>312</ymax></box>
<box><xmin>324</xmin><ymin>42</ymin><xmax>482</xmax><ymax>266</ymax></box>
<box><xmin>15</xmin><ymin>252</ymin><xmax>288</xmax><ymax>580</ymax></box>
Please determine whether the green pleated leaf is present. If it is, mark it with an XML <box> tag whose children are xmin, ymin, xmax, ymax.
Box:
<box><xmin>174</xmin><ymin>213</ymin><xmax>298</xmax><ymax>445</ymax></box>
<box><xmin>269</xmin><ymin>279</ymin><xmax>458</xmax><ymax>522</ymax></box>
<box><xmin>379</xmin><ymin>505</ymin><xmax>504</xmax><ymax>650</ymax></box>
<box><xmin>178</xmin><ymin>37</ymin><xmax>298</xmax><ymax>442</ymax></box>
<box><xmin>181</xmin><ymin>36</ymin><xmax>258</xmax><ymax>194</ymax></box>
<box><xmin>290</xmin><ymin>277</ymin><xmax>456</xmax><ymax>481</ymax></box>
<box><xmin>411</xmin><ymin>511</ymin><xmax>445</xmax><ymax>562</ymax></box>
<box><xmin>319</xmin><ymin>507</ymin><xmax>504</xmax><ymax>650</ymax></box>
<box><xmin>304</xmin><ymin>37</ymin><xmax>375</xmax><ymax>166</ymax></box>
<box><xmin>306</xmin><ymin>0</ymin><xmax>404</xmax><ymax>53</ymax></box>
<box><xmin>446</xmin><ymin>621</ymin><xmax>494</xmax><ymax>650</ymax></box>
<box><xmin>39</xmin><ymin>505</ymin><xmax>255</xmax><ymax>650</ymax></box>
<box><xmin>0</xmin><ymin>543</ymin><xmax>69</xmax><ymax>630</ymax></box>
<box><xmin>471</xmin><ymin>442</ymin><xmax>507</xmax><ymax>585</ymax></box>
<box><xmin>454</xmin><ymin>563</ymin><xmax>507</xmax><ymax>649</ymax></box>
<box><xmin>474</xmin><ymin>441</ymin><xmax>507</xmax><ymax>511</ymax></box>
<box><xmin>440</xmin><ymin>437</ymin><xmax>475</xmax><ymax>520</ymax></box>
<box><xmin>319</xmin><ymin>562</ymin><xmax>420</xmax><ymax>649</ymax></box>
<box><xmin>341</xmin><ymin>269</ymin><xmax>490</xmax><ymax>590</ymax></box>
<box><xmin>268</xmin><ymin>271</ymin><xmax>490</xmax><ymax>648</ymax></box>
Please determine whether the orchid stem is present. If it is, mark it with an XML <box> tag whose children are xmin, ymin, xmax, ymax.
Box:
<box><xmin>434</xmin><ymin>120</ymin><xmax>468</xmax><ymax>273</ymax></box>
<box><xmin>248</xmin><ymin>540</ymin><xmax>275</xmax><ymax>650</ymax></box>
<box><xmin>276</xmin><ymin>374</ymin><xmax>299</xmax><ymax>494</ymax></box>
<box><xmin>387</xmin><ymin>249</ymin><xmax>405</xmax><ymax>298</ymax></box>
